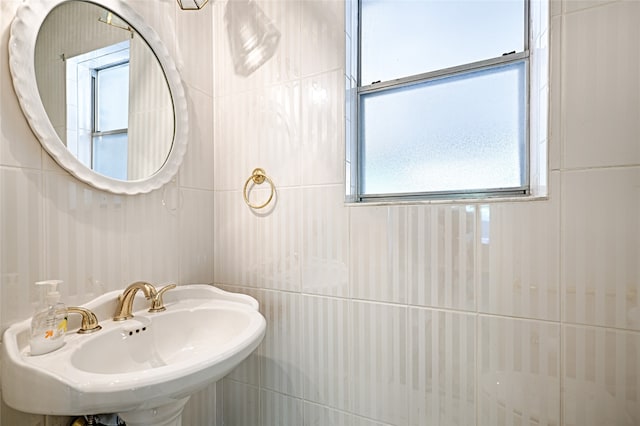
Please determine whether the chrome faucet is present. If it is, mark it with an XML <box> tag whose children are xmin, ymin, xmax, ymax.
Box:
<box><xmin>67</xmin><ymin>306</ymin><xmax>102</xmax><ymax>334</ymax></box>
<box><xmin>113</xmin><ymin>281</ymin><xmax>158</xmax><ymax>321</ymax></box>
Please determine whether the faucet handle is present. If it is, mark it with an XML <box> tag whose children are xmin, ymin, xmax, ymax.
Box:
<box><xmin>149</xmin><ymin>283</ymin><xmax>177</xmax><ymax>313</ymax></box>
<box><xmin>67</xmin><ymin>306</ymin><xmax>102</xmax><ymax>334</ymax></box>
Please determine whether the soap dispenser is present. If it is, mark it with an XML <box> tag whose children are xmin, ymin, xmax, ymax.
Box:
<box><xmin>30</xmin><ymin>280</ymin><xmax>68</xmax><ymax>356</ymax></box>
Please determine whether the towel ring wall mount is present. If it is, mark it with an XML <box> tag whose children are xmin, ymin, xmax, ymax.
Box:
<box><xmin>243</xmin><ymin>168</ymin><xmax>275</xmax><ymax>209</ymax></box>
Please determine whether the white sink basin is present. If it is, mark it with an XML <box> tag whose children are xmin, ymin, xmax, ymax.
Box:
<box><xmin>2</xmin><ymin>285</ymin><xmax>265</xmax><ymax>424</ymax></box>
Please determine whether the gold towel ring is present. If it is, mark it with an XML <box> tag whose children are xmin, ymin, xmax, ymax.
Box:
<box><xmin>243</xmin><ymin>168</ymin><xmax>275</xmax><ymax>209</ymax></box>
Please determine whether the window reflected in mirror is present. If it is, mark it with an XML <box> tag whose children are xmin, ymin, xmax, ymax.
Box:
<box><xmin>66</xmin><ymin>41</ymin><xmax>130</xmax><ymax>180</ymax></box>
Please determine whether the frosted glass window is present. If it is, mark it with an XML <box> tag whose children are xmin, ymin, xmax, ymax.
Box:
<box><xmin>93</xmin><ymin>133</ymin><xmax>128</xmax><ymax>180</ymax></box>
<box><xmin>360</xmin><ymin>62</ymin><xmax>526</xmax><ymax>195</ymax></box>
<box><xmin>352</xmin><ymin>0</ymin><xmax>530</xmax><ymax>201</ymax></box>
<box><xmin>360</xmin><ymin>0</ymin><xmax>525</xmax><ymax>84</ymax></box>
<box><xmin>96</xmin><ymin>63</ymin><xmax>129</xmax><ymax>131</ymax></box>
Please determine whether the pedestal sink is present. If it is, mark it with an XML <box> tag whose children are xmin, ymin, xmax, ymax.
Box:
<box><xmin>1</xmin><ymin>285</ymin><xmax>266</xmax><ymax>426</ymax></box>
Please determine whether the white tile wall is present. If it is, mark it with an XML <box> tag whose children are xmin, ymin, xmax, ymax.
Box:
<box><xmin>2</xmin><ymin>0</ymin><xmax>640</xmax><ymax>425</ymax></box>
<box><xmin>215</xmin><ymin>0</ymin><xmax>639</xmax><ymax>425</ymax></box>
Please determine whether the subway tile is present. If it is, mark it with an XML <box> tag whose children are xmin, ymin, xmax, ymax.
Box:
<box><xmin>300</xmin><ymin>0</ymin><xmax>345</xmax><ymax>77</ymax></box>
<box><xmin>43</xmin><ymin>172</ymin><xmax>127</xmax><ymax>306</ymax></box>
<box><xmin>350</xmin><ymin>301</ymin><xmax>408</xmax><ymax>426</ymax></box>
<box><xmin>409</xmin><ymin>308</ymin><xmax>476</xmax><ymax>426</ymax></box>
<box><xmin>0</xmin><ymin>168</ymin><xmax>44</xmax><ymax>331</ymax></box>
<box><xmin>479</xmin><ymin>172</ymin><xmax>560</xmax><ymax>321</ymax></box>
<box><xmin>176</xmin><ymin>4</ymin><xmax>213</xmax><ymax>96</ymax></box>
<box><xmin>214</xmin><ymin>82</ymin><xmax>301</xmax><ymax>191</ymax></box>
<box><xmin>257</xmin><ymin>81</ymin><xmax>302</xmax><ymax>188</ymax></box>
<box><xmin>301</xmin><ymin>71</ymin><xmax>345</xmax><ymax>186</ymax></box>
<box><xmin>562</xmin><ymin>167</ymin><xmax>640</xmax><ymax>330</ymax></box>
<box><xmin>301</xmin><ymin>185</ymin><xmax>349</xmax><ymax>297</ymax></box>
<box><xmin>563</xmin><ymin>324</ymin><xmax>640</xmax><ymax>426</ymax></box>
<box><xmin>252</xmin><ymin>187</ymin><xmax>302</xmax><ymax>292</ymax></box>
<box><xmin>302</xmin><ymin>295</ymin><xmax>350</xmax><ymax>411</ymax></box>
<box><xmin>213</xmin><ymin>92</ymin><xmax>261</xmax><ymax>192</ymax></box>
<box><xmin>350</xmin><ymin>206</ymin><xmax>408</xmax><ymax>304</ymax></box>
<box><xmin>179</xmin><ymin>188</ymin><xmax>214</xmax><ymax>284</ymax></box>
<box><xmin>219</xmin><ymin>286</ymin><xmax>263</xmax><ymax>387</ymax></box>
<box><xmin>222</xmin><ymin>379</ymin><xmax>260</xmax><ymax>426</ymax></box>
<box><xmin>214</xmin><ymin>187</ymin><xmax>292</xmax><ymax>289</ymax></box>
<box><xmin>260</xmin><ymin>389</ymin><xmax>304</xmax><ymax>426</ymax></box>
<box><xmin>179</xmin><ymin>87</ymin><xmax>214</xmax><ymax>190</ymax></box>
<box><xmin>478</xmin><ymin>316</ymin><xmax>560</xmax><ymax>426</ymax></box>
<box><xmin>182</xmin><ymin>382</ymin><xmax>217</xmax><ymax>426</ymax></box>
<box><xmin>562</xmin><ymin>0</ymin><xmax>640</xmax><ymax>169</ymax></box>
<box><xmin>121</xmin><ymin>184</ymin><xmax>180</xmax><ymax>287</ymax></box>
<box><xmin>260</xmin><ymin>290</ymin><xmax>304</xmax><ymax>398</ymax></box>
<box><xmin>563</xmin><ymin>0</ymin><xmax>620</xmax><ymax>14</ymax></box>
<box><xmin>128</xmin><ymin>0</ymin><xmax>178</xmax><ymax>60</ymax></box>
<box><xmin>407</xmin><ymin>204</ymin><xmax>476</xmax><ymax>311</ymax></box>
<box><xmin>303</xmin><ymin>402</ymin><xmax>394</xmax><ymax>426</ymax></box>
<box><xmin>213</xmin><ymin>190</ymin><xmax>262</xmax><ymax>288</ymax></box>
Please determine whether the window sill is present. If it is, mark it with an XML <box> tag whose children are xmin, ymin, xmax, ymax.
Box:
<box><xmin>345</xmin><ymin>194</ymin><xmax>550</xmax><ymax>207</ymax></box>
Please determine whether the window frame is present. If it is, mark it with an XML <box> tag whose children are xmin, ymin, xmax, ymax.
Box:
<box><xmin>351</xmin><ymin>0</ymin><xmax>533</xmax><ymax>203</ymax></box>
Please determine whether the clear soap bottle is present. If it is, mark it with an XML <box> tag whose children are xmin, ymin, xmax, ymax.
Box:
<box><xmin>30</xmin><ymin>280</ymin><xmax>68</xmax><ymax>356</ymax></box>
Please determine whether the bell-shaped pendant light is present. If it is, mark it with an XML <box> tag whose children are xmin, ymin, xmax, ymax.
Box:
<box><xmin>224</xmin><ymin>0</ymin><xmax>281</xmax><ymax>76</ymax></box>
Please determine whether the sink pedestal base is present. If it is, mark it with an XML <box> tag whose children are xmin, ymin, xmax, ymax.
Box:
<box><xmin>118</xmin><ymin>397</ymin><xmax>190</xmax><ymax>426</ymax></box>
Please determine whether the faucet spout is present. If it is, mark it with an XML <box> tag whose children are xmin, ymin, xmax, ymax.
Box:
<box><xmin>113</xmin><ymin>281</ymin><xmax>158</xmax><ymax>321</ymax></box>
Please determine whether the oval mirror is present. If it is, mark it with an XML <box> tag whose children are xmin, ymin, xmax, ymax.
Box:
<box><xmin>9</xmin><ymin>0</ymin><xmax>188</xmax><ymax>195</ymax></box>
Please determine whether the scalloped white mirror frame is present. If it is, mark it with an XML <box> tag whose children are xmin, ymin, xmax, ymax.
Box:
<box><xmin>9</xmin><ymin>0</ymin><xmax>188</xmax><ymax>195</ymax></box>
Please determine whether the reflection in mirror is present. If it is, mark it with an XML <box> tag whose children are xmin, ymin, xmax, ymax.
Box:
<box><xmin>35</xmin><ymin>1</ymin><xmax>173</xmax><ymax>181</ymax></box>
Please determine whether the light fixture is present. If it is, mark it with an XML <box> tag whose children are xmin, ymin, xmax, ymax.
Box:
<box><xmin>177</xmin><ymin>0</ymin><xmax>210</xmax><ymax>10</ymax></box>
<box><xmin>225</xmin><ymin>0</ymin><xmax>281</xmax><ymax>76</ymax></box>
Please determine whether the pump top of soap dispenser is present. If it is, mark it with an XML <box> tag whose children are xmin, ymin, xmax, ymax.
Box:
<box><xmin>35</xmin><ymin>280</ymin><xmax>63</xmax><ymax>305</ymax></box>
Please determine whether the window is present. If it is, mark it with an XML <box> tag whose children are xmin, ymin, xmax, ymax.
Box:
<box><xmin>91</xmin><ymin>61</ymin><xmax>130</xmax><ymax>180</ymax></box>
<box><xmin>346</xmin><ymin>0</ymin><xmax>548</xmax><ymax>202</ymax></box>
<box><xmin>66</xmin><ymin>41</ymin><xmax>130</xmax><ymax>180</ymax></box>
